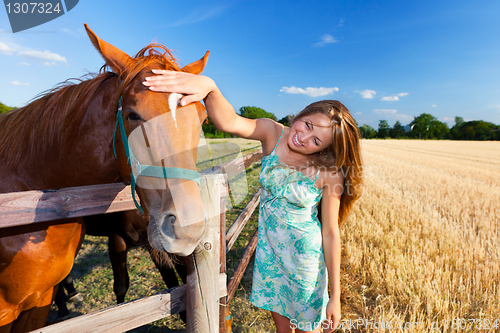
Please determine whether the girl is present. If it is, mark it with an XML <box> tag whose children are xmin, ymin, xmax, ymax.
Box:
<box><xmin>143</xmin><ymin>71</ymin><xmax>362</xmax><ymax>333</ymax></box>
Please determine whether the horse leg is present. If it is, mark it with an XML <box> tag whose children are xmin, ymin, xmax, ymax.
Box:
<box><xmin>108</xmin><ymin>233</ymin><xmax>129</xmax><ymax>304</ymax></box>
<box><xmin>54</xmin><ymin>272</ymin><xmax>83</xmax><ymax>320</ymax></box>
<box><xmin>172</xmin><ymin>255</ymin><xmax>188</xmax><ymax>323</ymax></box>
<box><xmin>173</xmin><ymin>255</ymin><xmax>188</xmax><ymax>285</ymax></box>
<box><xmin>54</xmin><ymin>282</ymin><xmax>70</xmax><ymax>319</ymax></box>
<box><xmin>9</xmin><ymin>285</ymin><xmax>55</xmax><ymax>333</ymax></box>
<box><xmin>62</xmin><ymin>273</ymin><xmax>83</xmax><ymax>302</ymax></box>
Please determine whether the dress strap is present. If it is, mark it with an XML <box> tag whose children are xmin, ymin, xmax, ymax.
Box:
<box><xmin>270</xmin><ymin>126</ymin><xmax>285</xmax><ymax>156</ymax></box>
<box><xmin>313</xmin><ymin>169</ymin><xmax>321</xmax><ymax>182</ymax></box>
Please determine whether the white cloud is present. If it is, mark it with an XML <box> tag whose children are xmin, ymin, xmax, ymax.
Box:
<box><xmin>373</xmin><ymin>109</ymin><xmax>413</xmax><ymax>123</ymax></box>
<box><xmin>373</xmin><ymin>109</ymin><xmax>397</xmax><ymax>114</ymax></box>
<box><xmin>0</xmin><ymin>42</ymin><xmax>15</xmax><ymax>55</ymax></box>
<box><xmin>432</xmin><ymin>104</ymin><xmax>437</xmax><ymax>107</ymax></box>
<box><xmin>10</xmin><ymin>81</ymin><xmax>30</xmax><ymax>86</ymax></box>
<box><xmin>0</xmin><ymin>36</ymin><xmax>67</xmax><ymax>66</ymax></box>
<box><xmin>314</xmin><ymin>34</ymin><xmax>338</xmax><ymax>47</ymax></box>
<box><xmin>17</xmin><ymin>50</ymin><xmax>67</xmax><ymax>64</ymax></box>
<box><xmin>355</xmin><ymin>112</ymin><xmax>362</xmax><ymax>115</ymax></box>
<box><xmin>168</xmin><ymin>5</ymin><xmax>228</xmax><ymax>27</ymax></box>
<box><xmin>280</xmin><ymin>86</ymin><xmax>339</xmax><ymax>97</ymax></box>
<box><xmin>381</xmin><ymin>92</ymin><xmax>409</xmax><ymax>101</ymax></box>
<box><xmin>357</xmin><ymin>89</ymin><xmax>376</xmax><ymax>99</ymax></box>
<box><xmin>393</xmin><ymin>114</ymin><xmax>414</xmax><ymax>123</ymax></box>
<box><xmin>0</xmin><ymin>33</ymin><xmax>68</xmax><ymax>67</ymax></box>
<box><xmin>61</xmin><ymin>27</ymin><xmax>85</xmax><ymax>37</ymax></box>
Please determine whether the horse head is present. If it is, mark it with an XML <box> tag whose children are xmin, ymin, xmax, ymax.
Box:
<box><xmin>85</xmin><ymin>24</ymin><xmax>208</xmax><ymax>256</ymax></box>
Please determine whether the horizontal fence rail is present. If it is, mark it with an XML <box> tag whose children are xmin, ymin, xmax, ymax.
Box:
<box><xmin>0</xmin><ymin>183</ymin><xmax>135</xmax><ymax>228</ymax></box>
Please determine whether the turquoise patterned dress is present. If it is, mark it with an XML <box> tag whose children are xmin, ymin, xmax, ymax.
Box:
<box><xmin>249</xmin><ymin>126</ymin><xmax>329</xmax><ymax>326</ymax></box>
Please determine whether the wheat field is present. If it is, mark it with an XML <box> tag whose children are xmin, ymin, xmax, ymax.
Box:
<box><xmin>337</xmin><ymin>140</ymin><xmax>500</xmax><ymax>332</ymax></box>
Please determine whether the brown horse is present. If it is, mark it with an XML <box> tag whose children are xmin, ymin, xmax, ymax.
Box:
<box><xmin>83</xmin><ymin>210</ymin><xmax>189</xmax><ymax>320</ymax></box>
<box><xmin>0</xmin><ymin>24</ymin><xmax>208</xmax><ymax>332</ymax></box>
<box><xmin>53</xmin><ymin>211</ymin><xmax>188</xmax><ymax>321</ymax></box>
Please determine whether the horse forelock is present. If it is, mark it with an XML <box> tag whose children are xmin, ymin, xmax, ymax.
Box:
<box><xmin>111</xmin><ymin>43</ymin><xmax>182</xmax><ymax>91</ymax></box>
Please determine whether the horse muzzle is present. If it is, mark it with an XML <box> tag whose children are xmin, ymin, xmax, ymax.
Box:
<box><xmin>147</xmin><ymin>211</ymin><xmax>206</xmax><ymax>256</ymax></box>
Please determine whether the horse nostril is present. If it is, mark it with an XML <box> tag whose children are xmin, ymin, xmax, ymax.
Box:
<box><xmin>160</xmin><ymin>213</ymin><xmax>177</xmax><ymax>237</ymax></box>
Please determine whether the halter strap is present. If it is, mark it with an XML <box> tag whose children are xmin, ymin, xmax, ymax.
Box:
<box><xmin>113</xmin><ymin>96</ymin><xmax>201</xmax><ymax>213</ymax></box>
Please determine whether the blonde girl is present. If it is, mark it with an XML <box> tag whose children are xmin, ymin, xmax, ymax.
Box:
<box><xmin>143</xmin><ymin>71</ymin><xmax>362</xmax><ymax>333</ymax></box>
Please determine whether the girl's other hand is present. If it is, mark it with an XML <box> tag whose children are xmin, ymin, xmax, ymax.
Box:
<box><xmin>323</xmin><ymin>297</ymin><xmax>340</xmax><ymax>332</ymax></box>
<box><xmin>143</xmin><ymin>70</ymin><xmax>216</xmax><ymax>107</ymax></box>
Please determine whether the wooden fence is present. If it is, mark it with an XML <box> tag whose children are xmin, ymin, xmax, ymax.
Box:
<box><xmin>0</xmin><ymin>149</ymin><xmax>263</xmax><ymax>333</ymax></box>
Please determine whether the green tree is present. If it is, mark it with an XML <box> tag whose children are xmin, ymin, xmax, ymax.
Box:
<box><xmin>410</xmin><ymin>113</ymin><xmax>442</xmax><ymax>139</ymax></box>
<box><xmin>434</xmin><ymin>121</ymin><xmax>450</xmax><ymax>139</ymax></box>
<box><xmin>463</xmin><ymin>124</ymin><xmax>476</xmax><ymax>140</ymax></box>
<box><xmin>450</xmin><ymin>118</ymin><xmax>498</xmax><ymax>140</ymax></box>
<box><xmin>359</xmin><ymin>124</ymin><xmax>377</xmax><ymax>139</ymax></box>
<box><xmin>0</xmin><ymin>101</ymin><xmax>15</xmax><ymax>115</ymax></box>
<box><xmin>202</xmin><ymin>117</ymin><xmax>217</xmax><ymax>138</ymax></box>
<box><xmin>378</xmin><ymin>120</ymin><xmax>390</xmax><ymax>139</ymax></box>
<box><xmin>239</xmin><ymin>106</ymin><xmax>277</xmax><ymax>120</ymax></box>
<box><xmin>389</xmin><ymin>121</ymin><xmax>405</xmax><ymax>139</ymax></box>
<box><xmin>462</xmin><ymin>121</ymin><xmax>497</xmax><ymax>140</ymax></box>
<box><xmin>450</xmin><ymin>117</ymin><xmax>465</xmax><ymax>139</ymax></box>
<box><xmin>278</xmin><ymin>114</ymin><xmax>294</xmax><ymax>127</ymax></box>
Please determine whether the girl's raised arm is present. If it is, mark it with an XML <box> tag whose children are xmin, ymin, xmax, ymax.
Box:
<box><xmin>143</xmin><ymin>70</ymin><xmax>277</xmax><ymax>143</ymax></box>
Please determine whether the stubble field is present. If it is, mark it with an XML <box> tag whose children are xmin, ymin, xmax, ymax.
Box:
<box><xmin>339</xmin><ymin>140</ymin><xmax>500</xmax><ymax>332</ymax></box>
<box><xmin>50</xmin><ymin>139</ymin><xmax>500</xmax><ymax>332</ymax></box>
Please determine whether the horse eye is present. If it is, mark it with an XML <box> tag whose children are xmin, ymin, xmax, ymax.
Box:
<box><xmin>126</xmin><ymin>111</ymin><xmax>142</xmax><ymax>121</ymax></box>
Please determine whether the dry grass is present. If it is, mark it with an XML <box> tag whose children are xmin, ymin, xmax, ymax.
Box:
<box><xmin>339</xmin><ymin>140</ymin><xmax>500</xmax><ymax>332</ymax></box>
<box><xmin>50</xmin><ymin>139</ymin><xmax>500</xmax><ymax>332</ymax></box>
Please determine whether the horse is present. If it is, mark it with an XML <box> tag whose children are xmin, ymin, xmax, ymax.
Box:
<box><xmin>0</xmin><ymin>24</ymin><xmax>208</xmax><ymax>332</ymax></box>
<box><xmin>84</xmin><ymin>210</ymin><xmax>189</xmax><ymax>320</ymax></box>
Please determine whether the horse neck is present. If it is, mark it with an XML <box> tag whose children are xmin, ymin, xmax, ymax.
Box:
<box><xmin>0</xmin><ymin>74</ymin><xmax>122</xmax><ymax>191</ymax></box>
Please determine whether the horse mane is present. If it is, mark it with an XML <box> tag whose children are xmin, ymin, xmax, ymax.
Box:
<box><xmin>0</xmin><ymin>42</ymin><xmax>181</xmax><ymax>170</ymax></box>
<box><xmin>120</xmin><ymin>42</ymin><xmax>182</xmax><ymax>88</ymax></box>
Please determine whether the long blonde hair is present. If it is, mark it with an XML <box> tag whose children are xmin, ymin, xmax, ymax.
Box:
<box><xmin>290</xmin><ymin>100</ymin><xmax>363</xmax><ymax>225</ymax></box>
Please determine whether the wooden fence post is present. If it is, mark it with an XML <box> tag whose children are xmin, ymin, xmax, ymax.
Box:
<box><xmin>186</xmin><ymin>174</ymin><xmax>223</xmax><ymax>333</ymax></box>
<box><xmin>219</xmin><ymin>182</ymin><xmax>228</xmax><ymax>333</ymax></box>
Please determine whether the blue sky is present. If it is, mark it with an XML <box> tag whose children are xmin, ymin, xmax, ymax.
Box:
<box><xmin>1</xmin><ymin>0</ymin><xmax>500</xmax><ymax>128</ymax></box>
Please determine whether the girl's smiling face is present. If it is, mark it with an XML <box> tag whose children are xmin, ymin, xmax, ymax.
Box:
<box><xmin>288</xmin><ymin>113</ymin><xmax>333</xmax><ymax>154</ymax></box>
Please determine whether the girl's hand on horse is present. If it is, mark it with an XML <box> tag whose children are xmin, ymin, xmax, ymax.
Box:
<box><xmin>143</xmin><ymin>70</ymin><xmax>216</xmax><ymax>107</ymax></box>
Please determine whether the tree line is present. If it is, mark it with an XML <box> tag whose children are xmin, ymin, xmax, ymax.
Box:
<box><xmin>202</xmin><ymin>106</ymin><xmax>287</xmax><ymax>138</ymax></box>
<box><xmin>360</xmin><ymin>113</ymin><xmax>500</xmax><ymax>140</ymax></box>
<box><xmin>1</xmin><ymin>100</ymin><xmax>497</xmax><ymax>141</ymax></box>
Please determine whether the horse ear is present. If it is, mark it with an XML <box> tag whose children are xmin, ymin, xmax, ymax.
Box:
<box><xmin>84</xmin><ymin>23</ymin><xmax>133</xmax><ymax>74</ymax></box>
<box><xmin>181</xmin><ymin>51</ymin><xmax>209</xmax><ymax>75</ymax></box>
